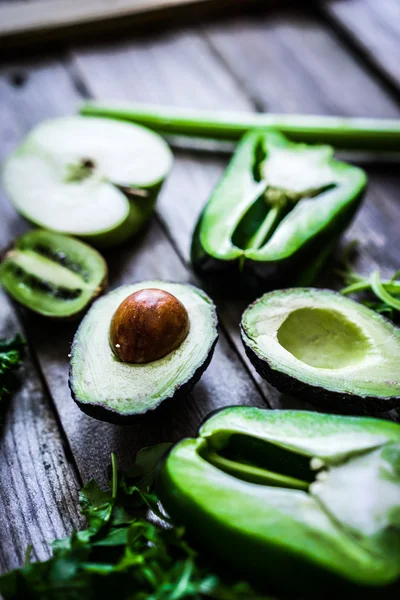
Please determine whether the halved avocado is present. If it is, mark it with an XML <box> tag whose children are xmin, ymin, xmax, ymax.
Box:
<box><xmin>69</xmin><ymin>281</ymin><xmax>218</xmax><ymax>423</ymax></box>
<box><xmin>0</xmin><ymin>229</ymin><xmax>107</xmax><ymax>318</ymax></box>
<box><xmin>2</xmin><ymin>116</ymin><xmax>172</xmax><ymax>247</ymax></box>
<box><xmin>157</xmin><ymin>407</ymin><xmax>400</xmax><ymax>594</ymax></box>
<box><xmin>241</xmin><ymin>288</ymin><xmax>400</xmax><ymax>411</ymax></box>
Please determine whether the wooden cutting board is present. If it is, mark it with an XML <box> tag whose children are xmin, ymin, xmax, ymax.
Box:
<box><xmin>0</xmin><ymin>0</ymin><xmax>264</xmax><ymax>49</ymax></box>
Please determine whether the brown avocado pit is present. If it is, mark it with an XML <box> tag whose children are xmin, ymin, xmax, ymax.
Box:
<box><xmin>109</xmin><ymin>288</ymin><xmax>190</xmax><ymax>364</ymax></box>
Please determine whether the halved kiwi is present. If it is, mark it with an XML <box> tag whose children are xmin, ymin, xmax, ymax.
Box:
<box><xmin>0</xmin><ymin>230</ymin><xmax>107</xmax><ymax>318</ymax></box>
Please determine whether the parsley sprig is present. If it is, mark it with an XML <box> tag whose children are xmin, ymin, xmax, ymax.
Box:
<box><xmin>0</xmin><ymin>446</ymin><xmax>272</xmax><ymax>600</ymax></box>
<box><xmin>338</xmin><ymin>243</ymin><xmax>400</xmax><ymax>318</ymax></box>
<box><xmin>0</xmin><ymin>334</ymin><xmax>25</xmax><ymax>402</ymax></box>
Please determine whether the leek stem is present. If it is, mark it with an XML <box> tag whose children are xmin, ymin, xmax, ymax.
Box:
<box><xmin>81</xmin><ymin>102</ymin><xmax>400</xmax><ymax>152</ymax></box>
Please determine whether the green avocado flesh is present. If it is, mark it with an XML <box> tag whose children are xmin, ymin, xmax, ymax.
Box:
<box><xmin>241</xmin><ymin>288</ymin><xmax>400</xmax><ymax>408</ymax></box>
<box><xmin>0</xmin><ymin>230</ymin><xmax>107</xmax><ymax>318</ymax></box>
<box><xmin>157</xmin><ymin>407</ymin><xmax>400</xmax><ymax>592</ymax></box>
<box><xmin>2</xmin><ymin>116</ymin><xmax>172</xmax><ymax>247</ymax></box>
<box><xmin>191</xmin><ymin>130</ymin><xmax>366</xmax><ymax>286</ymax></box>
<box><xmin>69</xmin><ymin>281</ymin><xmax>218</xmax><ymax>420</ymax></box>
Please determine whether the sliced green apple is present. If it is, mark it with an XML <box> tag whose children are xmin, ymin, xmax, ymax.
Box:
<box><xmin>2</xmin><ymin>116</ymin><xmax>173</xmax><ymax>247</ymax></box>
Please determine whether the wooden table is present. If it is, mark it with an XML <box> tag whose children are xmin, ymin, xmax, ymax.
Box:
<box><xmin>1</xmin><ymin>0</ymin><xmax>400</xmax><ymax>576</ymax></box>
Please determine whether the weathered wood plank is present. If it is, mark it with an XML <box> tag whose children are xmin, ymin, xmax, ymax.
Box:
<box><xmin>0</xmin><ymin>52</ymin><xmax>265</xmax><ymax>488</ymax></box>
<box><xmin>324</xmin><ymin>0</ymin><xmax>400</xmax><ymax>91</ymax></box>
<box><xmin>0</xmin><ymin>62</ymin><xmax>85</xmax><ymax>574</ymax></box>
<box><xmin>205</xmin><ymin>10</ymin><xmax>400</xmax><ymax>265</ymax></box>
<box><xmin>0</xmin><ymin>293</ymin><xmax>82</xmax><ymax>573</ymax></box>
<box><xmin>70</xmin><ymin>18</ymin><xmax>400</xmax><ymax>415</ymax></box>
<box><xmin>205</xmin><ymin>9</ymin><xmax>400</xmax><ymax>415</ymax></box>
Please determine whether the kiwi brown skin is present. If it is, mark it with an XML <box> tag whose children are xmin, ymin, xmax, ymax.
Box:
<box><xmin>241</xmin><ymin>321</ymin><xmax>400</xmax><ymax>414</ymax></box>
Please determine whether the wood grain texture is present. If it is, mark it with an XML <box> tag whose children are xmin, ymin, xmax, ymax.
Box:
<box><xmin>0</xmin><ymin>292</ymin><xmax>82</xmax><ymax>573</ymax></box>
<box><xmin>0</xmin><ymin>0</ymin><xmax>265</xmax><ymax>50</ymax></box>
<box><xmin>325</xmin><ymin>0</ymin><xmax>400</xmax><ymax>90</ymax></box>
<box><xmin>0</xmin><ymin>51</ymin><xmax>265</xmax><ymax>487</ymax></box>
<box><xmin>205</xmin><ymin>9</ymin><xmax>400</xmax><ymax>416</ymax></box>
<box><xmin>0</xmin><ymin>61</ymin><xmax>85</xmax><ymax>574</ymax></box>
<box><xmin>70</xmin><ymin>29</ymin><xmax>299</xmax><ymax>411</ymax></box>
<box><xmin>71</xmin><ymin>17</ymin><xmax>400</xmax><ymax>415</ymax></box>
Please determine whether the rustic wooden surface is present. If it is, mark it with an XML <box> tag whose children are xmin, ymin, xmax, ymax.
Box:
<box><xmin>0</xmin><ymin>0</ymin><xmax>399</xmax><ymax>576</ymax></box>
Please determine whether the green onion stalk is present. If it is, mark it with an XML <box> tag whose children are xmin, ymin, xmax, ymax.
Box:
<box><xmin>81</xmin><ymin>102</ymin><xmax>400</xmax><ymax>152</ymax></box>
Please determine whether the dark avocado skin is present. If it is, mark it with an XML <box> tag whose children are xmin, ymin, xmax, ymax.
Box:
<box><xmin>240</xmin><ymin>289</ymin><xmax>400</xmax><ymax>413</ymax></box>
<box><xmin>68</xmin><ymin>304</ymin><xmax>218</xmax><ymax>424</ymax></box>
<box><xmin>191</xmin><ymin>187</ymin><xmax>365</xmax><ymax>293</ymax></box>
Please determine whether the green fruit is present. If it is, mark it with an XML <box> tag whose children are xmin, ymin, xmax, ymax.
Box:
<box><xmin>69</xmin><ymin>281</ymin><xmax>218</xmax><ymax>423</ymax></box>
<box><xmin>2</xmin><ymin>116</ymin><xmax>173</xmax><ymax>247</ymax></box>
<box><xmin>0</xmin><ymin>229</ymin><xmax>107</xmax><ymax>318</ymax></box>
<box><xmin>157</xmin><ymin>406</ymin><xmax>400</xmax><ymax>594</ymax></box>
<box><xmin>241</xmin><ymin>288</ymin><xmax>400</xmax><ymax>410</ymax></box>
<box><xmin>191</xmin><ymin>130</ymin><xmax>366</xmax><ymax>288</ymax></box>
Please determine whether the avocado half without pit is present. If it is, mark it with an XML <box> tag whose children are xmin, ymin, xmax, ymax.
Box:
<box><xmin>0</xmin><ymin>229</ymin><xmax>107</xmax><ymax>318</ymax></box>
<box><xmin>157</xmin><ymin>407</ymin><xmax>400</xmax><ymax>593</ymax></box>
<box><xmin>2</xmin><ymin>116</ymin><xmax>173</xmax><ymax>247</ymax></box>
<box><xmin>241</xmin><ymin>288</ymin><xmax>400</xmax><ymax>411</ymax></box>
<box><xmin>69</xmin><ymin>281</ymin><xmax>218</xmax><ymax>422</ymax></box>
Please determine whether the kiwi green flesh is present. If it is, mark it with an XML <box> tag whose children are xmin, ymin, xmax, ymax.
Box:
<box><xmin>241</xmin><ymin>289</ymin><xmax>400</xmax><ymax>405</ymax></box>
<box><xmin>2</xmin><ymin>116</ymin><xmax>172</xmax><ymax>246</ymax></box>
<box><xmin>0</xmin><ymin>230</ymin><xmax>107</xmax><ymax>317</ymax></box>
<box><xmin>69</xmin><ymin>281</ymin><xmax>218</xmax><ymax>421</ymax></box>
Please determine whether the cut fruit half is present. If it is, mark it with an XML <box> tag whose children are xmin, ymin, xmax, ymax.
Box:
<box><xmin>2</xmin><ymin>116</ymin><xmax>173</xmax><ymax>247</ymax></box>
<box><xmin>241</xmin><ymin>288</ymin><xmax>400</xmax><ymax>410</ymax></box>
<box><xmin>0</xmin><ymin>229</ymin><xmax>107</xmax><ymax>318</ymax></box>
<box><xmin>69</xmin><ymin>281</ymin><xmax>218</xmax><ymax>423</ymax></box>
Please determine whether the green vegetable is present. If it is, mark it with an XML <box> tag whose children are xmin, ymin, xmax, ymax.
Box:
<box><xmin>69</xmin><ymin>281</ymin><xmax>218</xmax><ymax>423</ymax></box>
<box><xmin>0</xmin><ymin>335</ymin><xmax>25</xmax><ymax>402</ymax></box>
<box><xmin>191</xmin><ymin>130</ymin><xmax>366</xmax><ymax>288</ymax></box>
<box><xmin>241</xmin><ymin>288</ymin><xmax>400</xmax><ymax>411</ymax></box>
<box><xmin>81</xmin><ymin>102</ymin><xmax>400</xmax><ymax>152</ymax></box>
<box><xmin>157</xmin><ymin>407</ymin><xmax>400</xmax><ymax>596</ymax></box>
<box><xmin>339</xmin><ymin>264</ymin><xmax>400</xmax><ymax>318</ymax></box>
<box><xmin>0</xmin><ymin>230</ymin><xmax>108</xmax><ymax>319</ymax></box>
<box><xmin>0</xmin><ymin>445</ymin><xmax>272</xmax><ymax>600</ymax></box>
<box><xmin>2</xmin><ymin>116</ymin><xmax>172</xmax><ymax>248</ymax></box>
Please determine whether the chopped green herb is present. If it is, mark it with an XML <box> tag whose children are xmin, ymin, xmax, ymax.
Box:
<box><xmin>338</xmin><ymin>243</ymin><xmax>400</xmax><ymax>318</ymax></box>
<box><xmin>0</xmin><ymin>445</ymin><xmax>272</xmax><ymax>600</ymax></box>
<box><xmin>0</xmin><ymin>334</ymin><xmax>25</xmax><ymax>402</ymax></box>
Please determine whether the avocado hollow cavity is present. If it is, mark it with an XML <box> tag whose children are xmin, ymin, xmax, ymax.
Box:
<box><xmin>69</xmin><ymin>281</ymin><xmax>218</xmax><ymax>422</ymax></box>
<box><xmin>277</xmin><ymin>307</ymin><xmax>371</xmax><ymax>369</ymax></box>
<box><xmin>0</xmin><ymin>230</ymin><xmax>107</xmax><ymax>318</ymax></box>
<box><xmin>241</xmin><ymin>288</ymin><xmax>400</xmax><ymax>410</ymax></box>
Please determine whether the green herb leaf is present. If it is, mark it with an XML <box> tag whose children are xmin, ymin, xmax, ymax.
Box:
<box><xmin>0</xmin><ymin>334</ymin><xmax>25</xmax><ymax>402</ymax></box>
<box><xmin>338</xmin><ymin>245</ymin><xmax>400</xmax><ymax>319</ymax></box>
<box><xmin>0</xmin><ymin>447</ymin><xmax>272</xmax><ymax>599</ymax></box>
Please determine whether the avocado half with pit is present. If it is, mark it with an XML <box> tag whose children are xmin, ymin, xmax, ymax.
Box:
<box><xmin>157</xmin><ymin>407</ymin><xmax>400</xmax><ymax>594</ymax></box>
<box><xmin>241</xmin><ymin>288</ymin><xmax>400</xmax><ymax>411</ymax></box>
<box><xmin>69</xmin><ymin>281</ymin><xmax>218</xmax><ymax>423</ymax></box>
<box><xmin>0</xmin><ymin>229</ymin><xmax>107</xmax><ymax>318</ymax></box>
<box><xmin>2</xmin><ymin>116</ymin><xmax>172</xmax><ymax>247</ymax></box>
